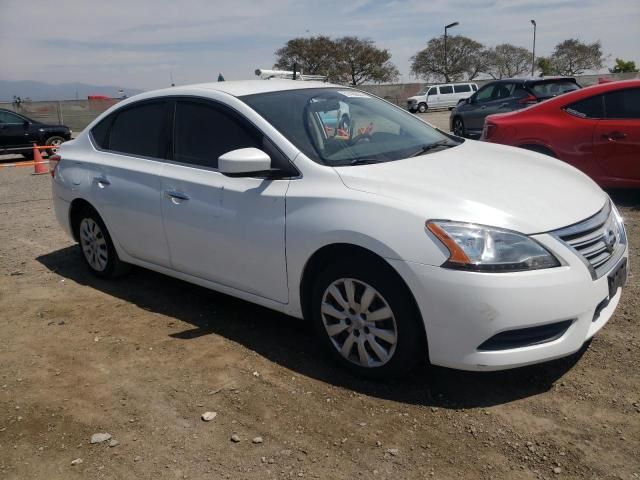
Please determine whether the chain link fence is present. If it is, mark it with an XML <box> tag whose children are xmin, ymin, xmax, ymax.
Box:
<box><xmin>0</xmin><ymin>98</ymin><xmax>122</xmax><ymax>132</ymax></box>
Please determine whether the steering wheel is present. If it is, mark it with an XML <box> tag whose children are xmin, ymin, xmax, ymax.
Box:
<box><xmin>348</xmin><ymin>122</ymin><xmax>375</xmax><ymax>145</ymax></box>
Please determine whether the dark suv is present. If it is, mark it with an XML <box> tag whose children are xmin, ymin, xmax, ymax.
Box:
<box><xmin>449</xmin><ymin>77</ymin><xmax>580</xmax><ymax>138</ymax></box>
<box><xmin>0</xmin><ymin>108</ymin><xmax>72</xmax><ymax>158</ymax></box>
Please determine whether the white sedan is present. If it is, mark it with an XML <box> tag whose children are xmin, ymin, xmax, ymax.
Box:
<box><xmin>51</xmin><ymin>80</ymin><xmax>628</xmax><ymax>378</ymax></box>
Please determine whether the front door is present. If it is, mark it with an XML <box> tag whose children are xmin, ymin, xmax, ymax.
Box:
<box><xmin>0</xmin><ymin>110</ymin><xmax>30</xmax><ymax>149</ymax></box>
<box><xmin>160</xmin><ymin>99</ymin><xmax>289</xmax><ymax>303</ymax></box>
<box><xmin>593</xmin><ymin>87</ymin><xmax>640</xmax><ymax>181</ymax></box>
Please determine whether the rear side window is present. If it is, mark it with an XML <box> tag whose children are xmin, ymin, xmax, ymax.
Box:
<box><xmin>109</xmin><ymin>102</ymin><xmax>169</xmax><ymax>158</ymax></box>
<box><xmin>90</xmin><ymin>115</ymin><xmax>113</xmax><ymax>149</ymax></box>
<box><xmin>454</xmin><ymin>84</ymin><xmax>471</xmax><ymax>93</ymax></box>
<box><xmin>565</xmin><ymin>95</ymin><xmax>604</xmax><ymax>118</ymax></box>
<box><xmin>603</xmin><ymin>88</ymin><xmax>640</xmax><ymax>119</ymax></box>
<box><xmin>439</xmin><ymin>86</ymin><xmax>454</xmax><ymax>95</ymax></box>
<box><xmin>530</xmin><ymin>81</ymin><xmax>579</xmax><ymax>99</ymax></box>
<box><xmin>174</xmin><ymin>101</ymin><xmax>261</xmax><ymax>168</ymax></box>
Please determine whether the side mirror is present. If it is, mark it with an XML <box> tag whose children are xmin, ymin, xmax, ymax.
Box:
<box><xmin>218</xmin><ymin>148</ymin><xmax>271</xmax><ymax>176</ymax></box>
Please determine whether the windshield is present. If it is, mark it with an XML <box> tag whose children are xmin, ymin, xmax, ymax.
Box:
<box><xmin>241</xmin><ymin>88</ymin><xmax>457</xmax><ymax>166</ymax></box>
<box><xmin>530</xmin><ymin>81</ymin><xmax>580</xmax><ymax>99</ymax></box>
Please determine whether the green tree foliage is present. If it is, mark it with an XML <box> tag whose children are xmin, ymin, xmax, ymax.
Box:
<box><xmin>274</xmin><ymin>36</ymin><xmax>399</xmax><ymax>85</ymax></box>
<box><xmin>609</xmin><ymin>58</ymin><xmax>638</xmax><ymax>73</ymax></box>
<box><xmin>536</xmin><ymin>57</ymin><xmax>554</xmax><ymax>76</ymax></box>
<box><xmin>274</xmin><ymin>36</ymin><xmax>337</xmax><ymax>76</ymax></box>
<box><xmin>485</xmin><ymin>44</ymin><xmax>532</xmax><ymax>79</ymax></box>
<box><xmin>548</xmin><ymin>39</ymin><xmax>605</xmax><ymax>75</ymax></box>
<box><xmin>332</xmin><ymin>37</ymin><xmax>399</xmax><ymax>85</ymax></box>
<box><xmin>410</xmin><ymin>35</ymin><xmax>487</xmax><ymax>82</ymax></box>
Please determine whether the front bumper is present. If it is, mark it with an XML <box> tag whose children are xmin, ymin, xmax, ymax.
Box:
<box><xmin>388</xmin><ymin>233</ymin><xmax>629</xmax><ymax>371</ymax></box>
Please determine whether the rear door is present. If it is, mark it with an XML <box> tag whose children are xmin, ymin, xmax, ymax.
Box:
<box><xmin>438</xmin><ymin>85</ymin><xmax>455</xmax><ymax>108</ymax></box>
<box><xmin>593</xmin><ymin>87</ymin><xmax>640</xmax><ymax>181</ymax></box>
<box><xmin>453</xmin><ymin>83</ymin><xmax>472</xmax><ymax>105</ymax></box>
<box><xmin>160</xmin><ymin>98</ymin><xmax>289</xmax><ymax>303</ymax></box>
<box><xmin>90</xmin><ymin>100</ymin><xmax>172</xmax><ymax>266</ymax></box>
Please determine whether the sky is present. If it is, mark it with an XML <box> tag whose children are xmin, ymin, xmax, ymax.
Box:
<box><xmin>0</xmin><ymin>0</ymin><xmax>638</xmax><ymax>89</ymax></box>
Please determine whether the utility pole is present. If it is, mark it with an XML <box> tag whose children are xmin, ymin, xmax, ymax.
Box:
<box><xmin>531</xmin><ymin>20</ymin><xmax>537</xmax><ymax>76</ymax></box>
<box><xmin>444</xmin><ymin>22</ymin><xmax>459</xmax><ymax>82</ymax></box>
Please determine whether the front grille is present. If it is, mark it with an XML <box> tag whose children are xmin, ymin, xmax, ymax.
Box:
<box><xmin>553</xmin><ymin>201</ymin><xmax>626</xmax><ymax>279</ymax></box>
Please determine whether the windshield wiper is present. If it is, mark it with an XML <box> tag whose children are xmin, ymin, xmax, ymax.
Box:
<box><xmin>348</xmin><ymin>158</ymin><xmax>383</xmax><ymax>166</ymax></box>
<box><xmin>408</xmin><ymin>140</ymin><xmax>456</xmax><ymax>157</ymax></box>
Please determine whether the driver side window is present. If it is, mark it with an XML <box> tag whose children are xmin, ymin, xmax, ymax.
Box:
<box><xmin>0</xmin><ymin>111</ymin><xmax>24</xmax><ymax>124</ymax></box>
<box><xmin>475</xmin><ymin>85</ymin><xmax>496</xmax><ymax>103</ymax></box>
<box><xmin>427</xmin><ymin>87</ymin><xmax>437</xmax><ymax>96</ymax></box>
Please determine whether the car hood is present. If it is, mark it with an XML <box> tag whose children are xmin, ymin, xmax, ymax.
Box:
<box><xmin>407</xmin><ymin>96</ymin><xmax>423</xmax><ymax>101</ymax></box>
<box><xmin>333</xmin><ymin>140</ymin><xmax>607</xmax><ymax>234</ymax></box>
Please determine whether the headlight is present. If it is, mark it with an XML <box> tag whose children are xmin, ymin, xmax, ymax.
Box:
<box><xmin>426</xmin><ymin>221</ymin><xmax>560</xmax><ymax>272</ymax></box>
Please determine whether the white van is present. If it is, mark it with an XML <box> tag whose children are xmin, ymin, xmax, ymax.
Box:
<box><xmin>407</xmin><ymin>82</ymin><xmax>478</xmax><ymax>113</ymax></box>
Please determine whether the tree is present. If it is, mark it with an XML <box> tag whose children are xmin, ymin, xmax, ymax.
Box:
<box><xmin>609</xmin><ymin>58</ymin><xmax>638</xmax><ymax>73</ymax></box>
<box><xmin>274</xmin><ymin>36</ymin><xmax>398</xmax><ymax>85</ymax></box>
<box><xmin>548</xmin><ymin>39</ymin><xmax>605</xmax><ymax>75</ymax></box>
<box><xmin>274</xmin><ymin>36</ymin><xmax>337</xmax><ymax>76</ymax></box>
<box><xmin>485</xmin><ymin>44</ymin><xmax>531</xmax><ymax>79</ymax></box>
<box><xmin>332</xmin><ymin>37</ymin><xmax>399</xmax><ymax>85</ymax></box>
<box><xmin>536</xmin><ymin>57</ymin><xmax>554</xmax><ymax>76</ymax></box>
<box><xmin>411</xmin><ymin>35</ymin><xmax>487</xmax><ymax>82</ymax></box>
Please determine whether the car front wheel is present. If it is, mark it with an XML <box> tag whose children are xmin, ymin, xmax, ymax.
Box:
<box><xmin>311</xmin><ymin>258</ymin><xmax>425</xmax><ymax>378</ymax></box>
<box><xmin>417</xmin><ymin>103</ymin><xmax>428</xmax><ymax>113</ymax></box>
<box><xmin>452</xmin><ymin>117</ymin><xmax>466</xmax><ymax>137</ymax></box>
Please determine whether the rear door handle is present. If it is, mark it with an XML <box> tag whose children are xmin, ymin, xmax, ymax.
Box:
<box><xmin>164</xmin><ymin>190</ymin><xmax>190</xmax><ymax>201</ymax></box>
<box><xmin>602</xmin><ymin>131</ymin><xmax>627</xmax><ymax>141</ymax></box>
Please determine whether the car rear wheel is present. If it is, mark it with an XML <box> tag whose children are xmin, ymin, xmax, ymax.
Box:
<box><xmin>452</xmin><ymin>117</ymin><xmax>466</xmax><ymax>137</ymax></box>
<box><xmin>311</xmin><ymin>258</ymin><xmax>425</xmax><ymax>378</ymax></box>
<box><xmin>417</xmin><ymin>103</ymin><xmax>428</xmax><ymax>113</ymax></box>
<box><xmin>76</xmin><ymin>208</ymin><xmax>129</xmax><ymax>278</ymax></box>
<box><xmin>44</xmin><ymin>136</ymin><xmax>65</xmax><ymax>156</ymax></box>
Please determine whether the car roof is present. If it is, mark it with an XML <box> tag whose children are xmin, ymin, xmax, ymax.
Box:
<box><xmin>144</xmin><ymin>80</ymin><xmax>340</xmax><ymax>99</ymax></box>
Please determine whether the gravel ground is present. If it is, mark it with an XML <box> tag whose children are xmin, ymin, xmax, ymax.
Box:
<box><xmin>0</xmin><ymin>118</ymin><xmax>639</xmax><ymax>479</ymax></box>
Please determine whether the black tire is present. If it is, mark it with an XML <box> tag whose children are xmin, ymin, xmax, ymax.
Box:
<box><xmin>452</xmin><ymin>116</ymin><xmax>466</xmax><ymax>138</ymax></box>
<box><xmin>417</xmin><ymin>103</ymin><xmax>428</xmax><ymax>113</ymax></box>
<box><xmin>44</xmin><ymin>135</ymin><xmax>65</xmax><ymax>156</ymax></box>
<box><xmin>75</xmin><ymin>207</ymin><xmax>130</xmax><ymax>279</ymax></box>
<box><xmin>311</xmin><ymin>257</ymin><xmax>425</xmax><ymax>379</ymax></box>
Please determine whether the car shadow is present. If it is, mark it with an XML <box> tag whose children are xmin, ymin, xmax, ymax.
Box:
<box><xmin>608</xmin><ymin>188</ymin><xmax>640</xmax><ymax>211</ymax></box>
<box><xmin>37</xmin><ymin>246</ymin><xmax>587</xmax><ymax>409</ymax></box>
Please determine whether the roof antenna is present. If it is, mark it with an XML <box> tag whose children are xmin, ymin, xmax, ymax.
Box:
<box><xmin>170</xmin><ymin>71</ymin><xmax>175</xmax><ymax>87</ymax></box>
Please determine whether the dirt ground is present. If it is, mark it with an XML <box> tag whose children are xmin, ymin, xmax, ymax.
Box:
<box><xmin>1</xmin><ymin>120</ymin><xmax>639</xmax><ymax>479</ymax></box>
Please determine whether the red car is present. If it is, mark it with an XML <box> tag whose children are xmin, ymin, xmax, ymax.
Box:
<box><xmin>481</xmin><ymin>80</ymin><xmax>640</xmax><ymax>188</ymax></box>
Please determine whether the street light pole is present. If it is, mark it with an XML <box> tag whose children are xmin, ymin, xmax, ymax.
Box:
<box><xmin>531</xmin><ymin>19</ymin><xmax>537</xmax><ymax>76</ymax></box>
<box><xmin>444</xmin><ymin>21</ymin><xmax>459</xmax><ymax>82</ymax></box>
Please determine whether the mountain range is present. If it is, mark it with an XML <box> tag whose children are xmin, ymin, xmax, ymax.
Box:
<box><xmin>0</xmin><ymin>80</ymin><xmax>144</xmax><ymax>102</ymax></box>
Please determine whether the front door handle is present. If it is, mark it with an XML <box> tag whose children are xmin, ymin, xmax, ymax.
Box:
<box><xmin>164</xmin><ymin>190</ymin><xmax>190</xmax><ymax>201</ymax></box>
<box><xmin>602</xmin><ymin>131</ymin><xmax>627</xmax><ymax>141</ymax></box>
<box><xmin>94</xmin><ymin>175</ymin><xmax>111</xmax><ymax>186</ymax></box>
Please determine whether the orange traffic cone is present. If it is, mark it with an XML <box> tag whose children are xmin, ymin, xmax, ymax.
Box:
<box><xmin>32</xmin><ymin>144</ymin><xmax>48</xmax><ymax>175</ymax></box>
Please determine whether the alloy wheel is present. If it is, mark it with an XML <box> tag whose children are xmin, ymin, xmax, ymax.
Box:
<box><xmin>453</xmin><ymin>118</ymin><xmax>464</xmax><ymax>137</ymax></box>
<box><xmin>79</xmin><ymin>218</ymin><xmax>108</xmax><ymax>271</ymax></box>
<box><xmin>320</xmin><ymin>278</ymin><xmax>398</xmax><ymax>367</ymax></box>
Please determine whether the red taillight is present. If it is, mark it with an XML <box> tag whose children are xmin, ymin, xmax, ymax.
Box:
<box><xmin>49</xmin><ymin>154</ymin><xmax>61</xmax><ymax>178</ymax></box>
<box><xmin>482</xmin><ymin>122</ymin><xmax>497</xmax><ymax>140</ymax></box>
<box><xmin>519</xmin><ymin>94</ymin><xmax>537</xmax><ymax>105</ymax></box>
